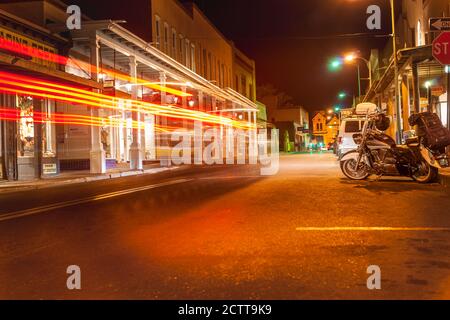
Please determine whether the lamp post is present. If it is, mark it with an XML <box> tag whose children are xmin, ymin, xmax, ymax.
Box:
<box><xmin>390</xmin><ymin>0</ymin><xmax>402</xmax><ymax>143</ymax></box>
<box><xmin>344</xmin><ymin>53</ymin><xmax>372</xmax><ymax>102</ymax></box>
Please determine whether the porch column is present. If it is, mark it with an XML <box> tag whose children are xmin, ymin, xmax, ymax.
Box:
<box><xmin>181</xmin><ymin>86</ymin><xmax>188</xmax><ymax>130</ymax></box>
<box><xmin>89</xmin><ymin>36</ymin><xmax>106</xmax><ymax>174</ymax></box>
<box><xmin>159</xmin><ymin>72</ymin><xmax>171</xmax><ymax>167</ymax></box>
<box><xmin>247</xmin><ymin>110</ymin><xmax>257</xmax><ymax>163</ymax></box>
<box><xmin>198</xmin><ymin>91</ymin><xmax>204</xmax><ymax>111</ymax></box>
<box><xmin>129</xmin><ymin>56</ymin><xmax>143</xmax><ymax>170</ymax></box>
<box><xmin>412</xmin><ymin>62</ymin><xmax>420</xmax><ymax>113</ymax></box>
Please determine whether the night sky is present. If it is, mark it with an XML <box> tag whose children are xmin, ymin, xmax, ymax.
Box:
<box><xmin>192</xmin><ymin>0</ymin><xmax>396</xmax><ymax>112</ymax></box>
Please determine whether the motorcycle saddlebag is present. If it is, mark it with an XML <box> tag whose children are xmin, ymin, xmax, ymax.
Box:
<box><xmin>408</xmin><ymin>112</ymin><xmax>450</xmax><ymax>150</ymax></box>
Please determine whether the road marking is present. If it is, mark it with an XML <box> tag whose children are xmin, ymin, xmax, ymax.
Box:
<box><xmin>296</xmin><ymin>227</ymin><xmax>450</xmax><ymax>231</ymax></box>
<box><xmin>0</xmin><ymin>178</ymin><xmax>192</xmax><ymax>222</ymax></box>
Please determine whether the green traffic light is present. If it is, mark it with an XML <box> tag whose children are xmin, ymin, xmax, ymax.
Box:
<box><xmin>328</xmin><ymin>58</ymin><xmax>342</xmax><ymax>71</ymax></box>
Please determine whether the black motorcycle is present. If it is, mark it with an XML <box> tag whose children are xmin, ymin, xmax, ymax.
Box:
<box><xmin>340</xmin><ymin>111</ymin><xmax>450</xmax><ymax>183</ymax></box>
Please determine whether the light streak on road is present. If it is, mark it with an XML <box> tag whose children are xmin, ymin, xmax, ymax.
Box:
<box><xmin>296</xmin><ymin>227</ymin><xmax>450</xmax><ymax>231</ymax></box>
<box><xmin>0</xmin><ymin>36</ymin><xmax>191</xmax><ymax>97</ymax></box>
<box><xmin>0</xmin><ymin>71</ymin><xmax>253</xmax><ymax>130</ymax></box>
<box><xmin>0</xmin><ymin>178</ymin><xmax>192</xmax><ymax>222</ymax></box>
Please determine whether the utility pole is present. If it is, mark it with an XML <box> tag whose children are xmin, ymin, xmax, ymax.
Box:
<box><xmin>390</xmin><ymin>0</ymin><xmax>402</xmax><ymax>143</ymax></box>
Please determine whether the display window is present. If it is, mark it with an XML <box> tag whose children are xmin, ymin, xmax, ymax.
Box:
<box><xmin>17</xmin><ymin>95</ymin><xmax>34</xmax><ymax>158</ymax></box>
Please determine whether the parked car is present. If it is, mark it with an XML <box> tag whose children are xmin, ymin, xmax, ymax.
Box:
<box><xmin>336</xmin><ymin>117</ymin><xmax>366</xmax><ymax>159</ymax></box>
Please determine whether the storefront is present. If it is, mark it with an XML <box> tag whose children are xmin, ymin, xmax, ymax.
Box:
<box><xmin>364</xmin><ymin>45</ymin><xmax>449</xmax><ymax>142</ymax></box>
<box><xmin>0</xmin><ymin>10</ymin><xmax>101</xmax><ymax>180</ymax></box>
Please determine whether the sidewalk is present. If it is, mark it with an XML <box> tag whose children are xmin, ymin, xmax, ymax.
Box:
<box><xmin>0</xmin><ymin>162</ymin><xmax>179</xmax><ymax>194</ymax></box>
<box><xmin>439</xmin><ymin>168</ymin><xmax>450</xmax><ymax>187</ymax></box>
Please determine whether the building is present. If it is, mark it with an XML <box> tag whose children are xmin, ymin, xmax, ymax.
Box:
<box><xmin>0</xmin><ymin>0</ymin><xmax>258</xmax><ymax>181</ymax></box>
<box><xmin>61</xmin><ymin>0</ymin><xmax>257</xmax><ymax>101</ymax></box>
<box><xmin>311</xmin><ymin>111</ymin><xmax>338</xmax><ymax>147</ymax></box>
<box><xmin>273</xmin><ymin>107</ymin><xmax>310</xmax><ymax>151</ymax></box>
<box><xmin>0</xmin><ymin>2</ymin><xmax>101</xmax><ymax>180</ymax></box>
<box><xmin>232</xmin><ymin>43</ymin><xmax>256</xmax><ymax>102</ymax></box>
<box><xmin>256</xmin><ymin>101</ymin><xmax>268</xmax><ymax>128</ymax></box>
<box><xmin>363</xmin><ymin>0</ymin><xmax>450</xmax><ymax>141</ymax></box>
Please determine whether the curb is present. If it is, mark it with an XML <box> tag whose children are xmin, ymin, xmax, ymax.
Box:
<box><xmin>0</xmin><ymin>166</ymin><xmax>179</xmax><ymax>194</ymax></box>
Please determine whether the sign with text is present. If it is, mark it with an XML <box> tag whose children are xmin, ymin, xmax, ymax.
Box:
<box><xmin>432</xmin><ymin>32</ymin><xmax>450</xmax><ymax>65</ymax></box>
<box><xmin>430</xmin><ymin>18</ymin><xmax>450</xmax><ymax>31</ymax></box>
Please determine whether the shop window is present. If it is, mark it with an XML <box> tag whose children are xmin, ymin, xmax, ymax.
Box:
<box><xmin>42</xmin><ymin>100</ymin><xmax>56</xmax><ymax>157</ymax></box>
<box><xmin>17</xmin><ymin>96</ymin><xmax>34</xmax><ymax>158</ymax></box>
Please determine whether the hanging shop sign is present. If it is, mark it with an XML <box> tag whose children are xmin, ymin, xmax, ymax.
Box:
<box><xmin>431</xmin><ymin>86</ymin><xmax>445</xmax><ymax>97</ymax></box>
<box><xmin>0</xmin><ymin>25</ymin><xmax>57</xmax><ymax>69</ymax></box>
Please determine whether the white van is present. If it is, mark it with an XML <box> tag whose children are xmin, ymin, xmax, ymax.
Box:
<box><xmin>336</xmin><ymin>117</ymin><xmax>366</xmax><ymax>159</ymax></box>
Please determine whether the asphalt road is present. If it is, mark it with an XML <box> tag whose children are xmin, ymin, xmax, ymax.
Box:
<box><xmin>1</xmin><ymin>152</ymin><xmax>450</xmax><ymax>299</ymax></box>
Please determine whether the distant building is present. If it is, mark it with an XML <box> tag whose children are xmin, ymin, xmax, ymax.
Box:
<box><xmin>232</xmin><ymin>43</ymin><xmax>256</xmax><ymax>102</ymax></box>
<box><xmin>311</xmin><ymin>112</ymin><xmax>338</xmax><ymax>147</ymax></box>
<box><xmin>273</xmin><ymin>107</ymin><xmax>310</xmax><ymax>151</ymax></box>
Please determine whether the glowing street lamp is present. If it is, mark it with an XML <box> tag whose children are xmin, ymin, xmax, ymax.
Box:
<box><xmin>328</xmin><ymin>58</ymin><xmax>343</xmax><ymax>72</ymax></box>
<box><xmin>338</xmin><ymin>91</ymin><xmax>347</xmax><ymax>100</ymax></box>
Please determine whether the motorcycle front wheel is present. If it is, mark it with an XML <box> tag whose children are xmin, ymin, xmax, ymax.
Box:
<box><xmin>411</xmin><ymin>160</ymin><xmax>438</xmax><ymax>183</ymax></box>
<box><xmin>340</xmin><ymin>158</ymin><xmax>370</xmax><ymax>180</ymax></box>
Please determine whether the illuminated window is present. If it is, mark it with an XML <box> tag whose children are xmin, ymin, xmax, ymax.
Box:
<box><xmin>17</xmin><ymin>95</ymin><xmax>35</xmax><ymax>158</ymax></box>
<box><xmin>417</xmin><ymin>20</ymin><xmax>424</xmax><ymax>46</ymax></box>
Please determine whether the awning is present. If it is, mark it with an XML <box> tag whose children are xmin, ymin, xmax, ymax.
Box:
<box><xmin>364</xmin><ymin>45</ymin><xmax>433</xmax><ymax>102</ymax></box>
<box><xmin>68</xmin><ymin>20</ymin><xmax>256</xmax><ymax>110</ymax></box>
<box><xmin>0</xmin><ymin>51</ymin><xmax>103</xmax><ymax>89</ymax></box>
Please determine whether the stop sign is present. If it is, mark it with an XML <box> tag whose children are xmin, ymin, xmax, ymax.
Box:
<box><xmin>433</xmin><ymin>32</ymin><xmax>450</xmax><ymax>65</ymax></box>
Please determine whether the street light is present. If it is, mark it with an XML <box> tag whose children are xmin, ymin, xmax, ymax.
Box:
<box><xmin>328</xmin><ymin>58</ymin><xmax>343</xmax><ymax>72</ymax></box>
<box><xmin>344</xmin><ymin>52</ymin><xmax>372</xmax><ymax>99</ymax></box>
<box><xmin>338</xmin><ymin>91</ymin><xmax>347</xmax><ymax>100</ymax></box>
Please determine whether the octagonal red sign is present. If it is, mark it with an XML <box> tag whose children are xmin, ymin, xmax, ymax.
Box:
<box><xmin>433</xmin><ymin>32</ymin><xmax>450</xmax><ymax>65</ymax></box>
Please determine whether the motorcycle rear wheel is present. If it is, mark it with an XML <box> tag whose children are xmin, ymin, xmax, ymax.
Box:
<box><xmin>411</xmin><ymin>160</ymin><xmax>438</xmax><ymax>183</ymax></box>
<box><xmin>340</xmin><ymin>158</ymin><xmax>370</xmax><ymax>180</ymax></box>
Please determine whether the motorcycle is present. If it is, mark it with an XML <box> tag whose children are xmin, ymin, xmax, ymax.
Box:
<box><xmin>340</xmin><ymin>109</ymin><xmax>450</xmax><ymax>183</ymax></box>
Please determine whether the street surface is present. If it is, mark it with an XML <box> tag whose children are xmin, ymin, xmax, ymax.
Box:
<box><xmin>1</xmin><ymin>152</ymin><xmax>450</xmax><ymax>299</ymax></box>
